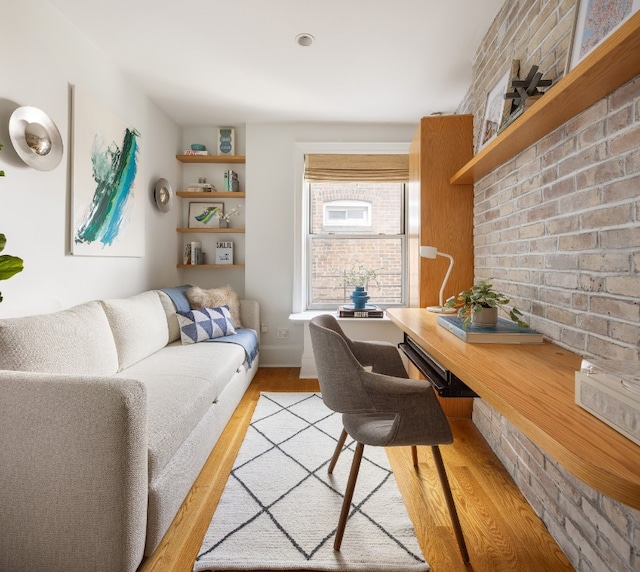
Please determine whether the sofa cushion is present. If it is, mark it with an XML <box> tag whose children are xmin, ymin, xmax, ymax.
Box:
<box><xmin>176</xmin><ymin>306</ymin><xmax>236</xmax><ymax>344</ymax></box>
<box><xmin>186</xmin><ymin>285</ymin><xmax>243</xmax><ymax>328</ymax></box>
<box><xmin>101</xmin><ymin>291</ymin><xmax>169</xmax><ymax>371</ymax></box>
<box><xmin>116</xmin><ymin>340</ymin><xmax>246</xmax><ymax>478</ymax></box>
<box><xmin>0</xmin><ymin>301</ymin><xmax>119</xmax><ymax>376</ymax></box>
<box><xmin>157</xmin><ymin>290</ymin><xmax>182</xmax><ymax>343</ymax></box>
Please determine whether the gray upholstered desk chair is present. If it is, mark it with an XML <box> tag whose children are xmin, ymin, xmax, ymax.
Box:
<box><xmin>309</xmin><ymin>314</ymin><xmax>469</xmax><ymax>563</ymax></box>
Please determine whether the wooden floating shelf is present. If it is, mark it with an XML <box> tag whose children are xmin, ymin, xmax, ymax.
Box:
<box><xmin>176</xmin><ymin>155</ymin><xmax>245</xmax><ymax>164</ymax></box>
<box><xmin>451</xmin><ymin>11</ymin><xmax>640</xmax><ymax>185</ymax></box>
<box><xmin>177</xmin><ymin>264</ymin><xmax>245</xmax><ymax>269</ymax></box>
<box><xmin>177</xmin><ymin>228</ymin><xmax>245</xmax><ymax>234</ymax></box>
<box><xmin>176</xmin><ymin>191</ymin><xmax>245</xmax><ymax>198</ymax></box>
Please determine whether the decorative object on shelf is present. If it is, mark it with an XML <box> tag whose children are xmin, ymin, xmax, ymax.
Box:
<box><xmin>188</xmin><ymin>202</ymin><xmax>224</xmax><ymax>228</ymax></box>
<box><xmin>9</xmin><ymin>106</ymin><xmax>63</xmax><ymax>171</ymax></box>
<box><xmin>419</xmin><ymin>246</ymin><xmax>456</xmax><ymax>314</ymax></box>
<box><xmin>215</xmin><ymin>241</ymin><xmax>233</xmax><ymax>264</ymax></box>
<box><xmin>217</xmin><ymin>127</ymin><xmax>235</xmax><ymax>155</ymax></box>
<box><xmin>444</xmin><ymin>279</ymin><xmax>529</xmax><ymax>329</ymax></box>
<box><xmin>213</xmin><ymin>204</ymin><xmax>241</xmax><ymax>228</ymax></box>
<box><xmin>504</xmin><ymin>65</ymin><xmax>552</xmax><ymax>108</ymax></box>
<box><xmin>349</xmin><ymin>285</ymin><xmax>370</xmax><ymax>309</ymax></box>
<box><xmin>153</xmin><ymin>178</ymin><xmax>173</xmax><ymax>212</ymax></box>
<box><xmin>340</xmin><ymin>261</ymin><xmax>380</xmax><ymax>310</ymax></box>
<box><xmin>569</xmin><ymin>0</ymin><xmax>640</xmax><ymax>71</ymax></box>
<box><xmin>183</xmin><ymin>148</ymin><xmax>208</xmax><ymax>156</ymax></box>
<box><xmin>71</xmin><ymin>85</ymin><xmax>143</xmax><ymax>257</ymax></box>
<box><xmin>478</xmin><ymin>60</ymin><xmax>520</xmax><ymax>150</ymax></box>
<box><xmin>0</xmin><ymin>233</ymin><xmax>24</xmax><ymax>303</ymax></box>
<box><xmin>223</xmin><ymin>169</ymin><xmax>239</xmax><ymax>191</ymax></box>
<box><xmin>191</xmin><ymin>143</ymin><xmax>206</xmax><ymax>152</ymax></box>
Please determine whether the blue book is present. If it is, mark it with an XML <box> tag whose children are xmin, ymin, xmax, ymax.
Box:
<box><xmin>437</xmin><ymin>315</ymin><xmax>543</xmax><ymax>344</ymax></box>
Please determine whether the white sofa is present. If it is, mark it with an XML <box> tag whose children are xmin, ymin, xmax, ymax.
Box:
<box><xmin>0</xmin><ymin>288</ymin><xmax>259</xmax><ymax>572</ymax></box>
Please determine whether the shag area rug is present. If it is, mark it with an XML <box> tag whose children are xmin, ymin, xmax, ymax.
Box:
<box><xmin>194</xmin><ymin>392</ymin><xmax>429</xmax><ymax>571</ymax></box>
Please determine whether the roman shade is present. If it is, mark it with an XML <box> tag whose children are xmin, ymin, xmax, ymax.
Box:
<box><xmin>304</xmin><ymin>154</ymin><xmax>409</xmax><ymax>182</ymax></box>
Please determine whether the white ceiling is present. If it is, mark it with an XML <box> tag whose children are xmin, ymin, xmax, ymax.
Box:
<box><xmin>46</xmin><ymin>0</ymin><xmax>504</xmax><ymax>126</ymax></box>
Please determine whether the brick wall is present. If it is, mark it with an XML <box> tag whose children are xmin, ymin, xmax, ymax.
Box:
<box><xmin>458</xmin><ymin>1</ymin><xmax>640</xmax><ymax>570</ymax></box>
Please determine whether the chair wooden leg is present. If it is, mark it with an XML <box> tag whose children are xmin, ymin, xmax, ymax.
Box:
<box><xmin>431</xmin><ymin>445</ymin><xmax>470</xmax><ymax>564</ymax></box>
<box><xmin>411</xmin><ymin>445</ymin><xmax>418</xmax><ymax>468</ymax></box>
<box><xmin>328</xmin><ymin>428</ymin><xmax>348</xmax><ymax>474</ymax></box>
<box><xmin>334</xmin><ymin>441</ymin><xmax>364</xmax><ymax>551</ymax></box>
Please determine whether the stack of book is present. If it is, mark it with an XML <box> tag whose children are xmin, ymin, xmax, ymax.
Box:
<box><xmin>437</xmin><ymin>315</ymin><xmax>543</xmax><ymax>344</ymax></box>
<box><xmin>183</xmin><ymin>149</ymin><xmax>208</xmax><ymax>156</ymax></box>
<box><xmin>338</xmin><ymin>305</ymin><xmax>384</xmax><ymax>318</ymax></box>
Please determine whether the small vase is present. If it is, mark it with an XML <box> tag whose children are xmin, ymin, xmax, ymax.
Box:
<box><xmin>472</xmin><ymin>306</ymin><xmax>498</xmax><ymax>327</ymax></box>
<box><xmin>218</xmin><ymin>219</ymin><xmax>228</xmax><ymax>228</ymax></box>
<box><xmin>350</xmin><ymin>286</ymin><xmax>370</xmax><ymax>310</ymax></box>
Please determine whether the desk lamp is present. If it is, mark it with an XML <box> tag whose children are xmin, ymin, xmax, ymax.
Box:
<box><xmin>420</xmin><ymin>246</ymin><xmax>457</xmax><ymax>313</ymax></box>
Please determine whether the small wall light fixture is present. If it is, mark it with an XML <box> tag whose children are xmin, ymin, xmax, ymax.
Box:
<box><xmin>419</xmin><ymin>246</ymin><xmax>457</xmax><ymax>314</ymax></box>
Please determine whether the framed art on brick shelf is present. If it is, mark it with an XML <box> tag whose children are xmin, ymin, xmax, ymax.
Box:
<box><xmin>478</xmin><ymin>60</ymin><xmax>520</xmax><ymax>151</ymax></box>
<box><xmin>569</xmin><ymin>0</ymin><xmax>640</xmax><ymax>71</ymax></box>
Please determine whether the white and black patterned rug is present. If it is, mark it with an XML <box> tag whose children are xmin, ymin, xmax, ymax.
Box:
<box><xmin>194</xmin><ymin>392</ymin><xmax>429</xmax><ymax>571</ymax></box>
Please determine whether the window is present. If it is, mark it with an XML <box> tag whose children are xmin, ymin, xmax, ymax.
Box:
<box><xmin>307</xmin><ymin>181</ymin><xmax>406</xmax><ymax>309</ymax></box>
<box><xmin>323</xmin><ymin>200</ymin><xmax>371</xmax><ymax>228</ymax></box>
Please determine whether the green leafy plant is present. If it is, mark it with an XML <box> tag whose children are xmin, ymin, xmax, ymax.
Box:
<box><xmin>445</xmin><ymin>279</ymin><xmax>528</xmax><ymax>329</ymax></box>
<box><xmin>0</xmin><ymin>234</ymin><xmax>24</xmax><ymax>303</ymax></box>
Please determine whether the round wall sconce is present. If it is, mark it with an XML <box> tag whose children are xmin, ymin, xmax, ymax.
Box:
<box><xmin>9</xmin><ymin>106</ymin><xmax>63</xmax><ymax>171</ymax></box>
<box><xmin>154</xmin><ymin>178</ymin><xmax>173</xmax><ymax>212</ymax></box>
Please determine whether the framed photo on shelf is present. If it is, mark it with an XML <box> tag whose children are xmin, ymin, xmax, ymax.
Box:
<box><xmin>478</xmin><ymin>60</ymin><xmax>520</xmax><ymax>151</ymax></box>
<box><xmin>568</xmin><ymin>0</ymin><xmax>640</xmax><ymax>71</ymax></box>
<box><xmin>188</xmin><ymin>202</ymin><xmax>223</xmax><ymax>229</ymax></box>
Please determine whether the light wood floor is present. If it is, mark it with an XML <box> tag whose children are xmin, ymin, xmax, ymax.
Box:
<box><xmin>139</xmin><ymin>367</ymin><xmax>573</xmax><ymax>572</ymax></box>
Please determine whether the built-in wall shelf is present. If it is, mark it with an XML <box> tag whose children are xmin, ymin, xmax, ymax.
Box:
<box><xmin>177</xmin><ymin>264</ymin><xmax>245</xmax><ymax>269</ymax></box>
<box><xmin>177</xmin><ymin>191</ymin><xmax>246</xmax><ymax>199</ymax></box>
<box><xmin>176</xmin><ymin>154</ymin><xmax>245</xmax><ymax>164</ymax></box>
<box><xmin>451</xmin><ymin>10</ymin><xmax>640</xmax><ymax>185</ymax></box>
<box><xmin>177</xmin><ymin>228</ymin><xmax>245</xmax><ymax>234</ymax></box>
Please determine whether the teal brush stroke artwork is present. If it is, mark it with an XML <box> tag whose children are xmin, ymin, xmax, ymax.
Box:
<box><xmin>75</xmin><ymin>128</ymin><xmax>140</xmax><ymax>247</ymax></box>
<box><xmin>195</xmin><ymin>206</ymin><xmax>219</xmax><ymax>225</ymax></box>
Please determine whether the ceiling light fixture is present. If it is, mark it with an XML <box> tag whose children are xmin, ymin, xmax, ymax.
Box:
<box><xmin>295</xmin><ymin>33</ymin><xmax>314</xmax><ymax>47</ymax></box>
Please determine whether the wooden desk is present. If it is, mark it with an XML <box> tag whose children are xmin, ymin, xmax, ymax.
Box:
<box><xmin>387</xmin><ymin>308</ymin><xmax>640</xmax><ymax>510</ymax></box>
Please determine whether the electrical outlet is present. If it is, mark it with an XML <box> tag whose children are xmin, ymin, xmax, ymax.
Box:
<box><xmin>261</xmin><ymin>322</ymin><xmax>269</xmax><ymax>333</ymax></box>
<box><xmin>276</xmin><ymin>327</ymin><xmax>289</xmax><ymax>339</ymax></box>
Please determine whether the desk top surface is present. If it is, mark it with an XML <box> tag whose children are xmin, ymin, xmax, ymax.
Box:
<box><xmin>387</xmin><ymin>308</ymin><xmax>640</xmax><ymax>510</ymax></box>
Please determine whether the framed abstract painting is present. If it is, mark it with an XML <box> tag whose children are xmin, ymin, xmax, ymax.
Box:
<box><xmin>71</xmin><ymin>85</ymin><xmax>144</xmax><ymax>257</ymax></box>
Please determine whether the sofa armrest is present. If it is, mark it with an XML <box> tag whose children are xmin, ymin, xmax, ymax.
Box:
<box><xmin>0</xmin><ymin>370</ymin><xmax>148</xmax><ymax>572</ymax></box>
<box><xmin>240</xmin><ymin>299</ymin><xmax>260</xmax><ymax>339</ymax></box>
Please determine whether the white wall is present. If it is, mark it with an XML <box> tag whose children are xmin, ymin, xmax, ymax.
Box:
<box><xmin>244</xmin><ymin>122</ymin><xmax>415</xmax><ymax>366</ymax></box>
<box><xmin>1</xmin><ymin>1</ymin><xmax>417</xmax><ymax>370</ymax></box>
<box><xmin>0</xmin><ymin>0</ymin><xmax>182</xmax><ymax>317</ymax></box>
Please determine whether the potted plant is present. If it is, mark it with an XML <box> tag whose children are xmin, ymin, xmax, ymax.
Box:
<box><xmin>444</xmin><ymin>279</ymin><xmax>528</xmax><ymax>329</ymax></box>
<box><xmin>0</xmin><ymin>234</ymin><xmax>24</xmax><ymax>303</ymax></box>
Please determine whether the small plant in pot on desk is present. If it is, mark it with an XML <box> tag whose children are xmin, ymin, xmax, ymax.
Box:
<box><xmin>444</xmin><ymin>279</ymin><xmax>529</xmax><ymax>329</ymax></box>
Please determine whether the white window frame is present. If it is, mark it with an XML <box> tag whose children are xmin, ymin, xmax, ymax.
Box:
<box><xmin>292</xmin><ymin>142</ymin><xmax>410</xmax><ymax>313</ymax></box>
<box><xmin>323</xmin><ymin>200</ymin><xmax>372</xmax><ymax>228</ymax></box>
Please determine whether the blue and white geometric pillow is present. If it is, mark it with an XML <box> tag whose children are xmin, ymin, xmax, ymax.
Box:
<box><xmin>176</xmin><ymin>305</ymin><xmax>237</xmax><ymax>344</ymax></box>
